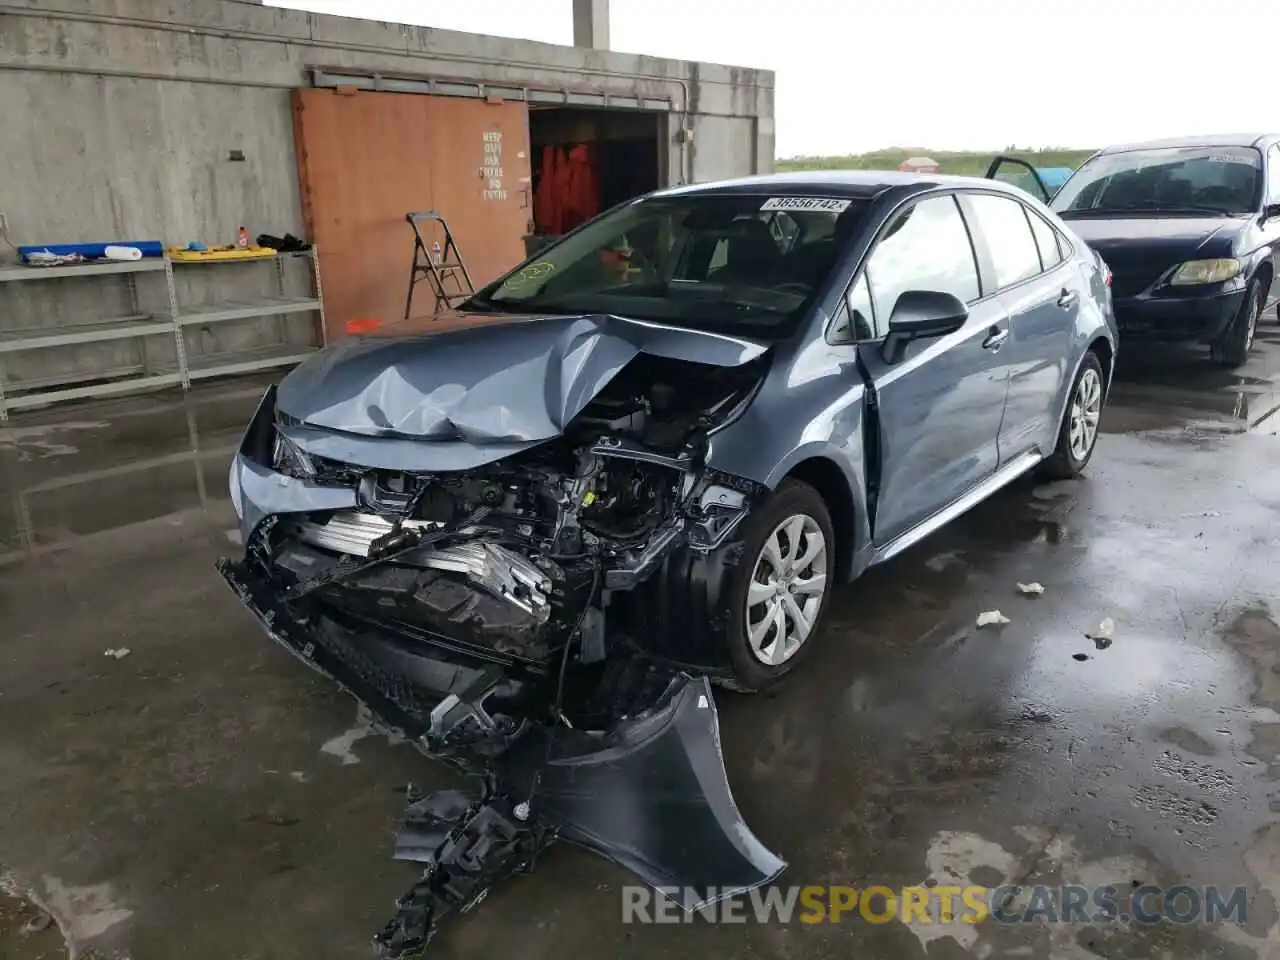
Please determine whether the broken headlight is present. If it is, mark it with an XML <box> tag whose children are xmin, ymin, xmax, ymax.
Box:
<box><xmin>272</xmin><ymin>431</ymin><xmax>316</xmax><ymax>478</ymax></box>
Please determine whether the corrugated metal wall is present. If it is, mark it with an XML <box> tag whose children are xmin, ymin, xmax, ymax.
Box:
<box><xmin>293</xmin><ymin>89</ymin><xmax>533</xmax><ymax>339</ymax></box>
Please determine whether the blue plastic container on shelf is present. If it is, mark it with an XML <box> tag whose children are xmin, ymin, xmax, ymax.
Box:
<box><xmin>18</xmin><ymin>240</ymin><xmax>165</xmax><ymax>262</ymax></box>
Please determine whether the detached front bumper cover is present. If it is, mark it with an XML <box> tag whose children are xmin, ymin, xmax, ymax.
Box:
<box><xmin>217</xmin><ymin>556</ymin><xmax>787</xmax><ymax>957</ymax></box>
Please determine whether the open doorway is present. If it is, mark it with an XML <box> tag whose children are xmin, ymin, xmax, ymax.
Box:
<box><xmin>526</xmin><ymin>107</ymin><xmax>664</xmax><ymax>256</ymax></box>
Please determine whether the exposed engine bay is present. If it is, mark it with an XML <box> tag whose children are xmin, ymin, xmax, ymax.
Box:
<box><xmin>217</xmin><ymin>348</ymin><xmax>786</xmax><ymax>956</ymax></box>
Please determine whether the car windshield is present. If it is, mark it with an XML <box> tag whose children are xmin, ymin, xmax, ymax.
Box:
<box><xmin>1051</xmin><ymin>146</ymin><xmax>1261</xmax><ymax>217</ymax></box>
<box><xmin>469</xmin><ymin>194</ymin><xmax>867</xmax><ymax>337</ymax></box>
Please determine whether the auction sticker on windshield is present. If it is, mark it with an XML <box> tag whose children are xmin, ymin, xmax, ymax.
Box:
<box><xmin>1205</xmin><ymin>149</ymin><xmax>1257</xmax><ymax>164</ymax></box>
<box><xmin>760</xmin><ymin>197</ymin><xmax>852</xmax><ymax>213</ymax></box>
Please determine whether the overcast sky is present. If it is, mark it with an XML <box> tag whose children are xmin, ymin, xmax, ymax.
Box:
<box><xmin>268</xmin><ymin>0</ymin><xmax>1280</xmax><ymax>158</ymax></box>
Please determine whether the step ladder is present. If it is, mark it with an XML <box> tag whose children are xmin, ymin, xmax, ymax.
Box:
<box><xmin>404</xmin><ymin>211</ymin><xmax>476</xmax><ymax>319</ymax></box>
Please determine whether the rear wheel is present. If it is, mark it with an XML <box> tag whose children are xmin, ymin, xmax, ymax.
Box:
<box><xmin>724</xmin><ymin>480</ymin><xmax>835</xmax><ymax>691</ymax></box>
<box><xmin>1210</xmin><ymin>280</ymin><xmax>1261</xmax><ymax>368</ymax></box>
<box><xmin>1040</xmin><ymin>351</ymin><xmax>1105</xmax><ymax>481</ymax></box>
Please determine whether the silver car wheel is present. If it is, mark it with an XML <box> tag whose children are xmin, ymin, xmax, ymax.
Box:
<box><xmin>1244</xmin><ymin>286</ymin><xmax>1261</xmax><ymax>351</ymax></box>
<box><xmin>745</xmin><ymin>514</ymin><xmax>828</xmax><ymax>666</ymax></box>
<box><xmin>1069</xmin><ymin>366</ymin><xmax>1102</xmax><ymax>461</ymax></box>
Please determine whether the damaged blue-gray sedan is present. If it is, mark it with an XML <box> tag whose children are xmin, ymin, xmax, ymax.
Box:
<box><xmin>218</xmin><ymin>170</ymin><xmax>1117</xmax><ymax>955</ymax></box>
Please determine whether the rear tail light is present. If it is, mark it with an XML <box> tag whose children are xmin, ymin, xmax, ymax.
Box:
<box><xmin>1100</xmin><ymin>259</ymin><xmax>1112</xmax><ymax>287</ymax></box>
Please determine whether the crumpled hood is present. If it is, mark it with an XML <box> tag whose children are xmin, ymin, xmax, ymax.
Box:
<box><xmin>277</xmin><ymin>313</ymin><xmax>769</xmax><ymax>443</ymax></box>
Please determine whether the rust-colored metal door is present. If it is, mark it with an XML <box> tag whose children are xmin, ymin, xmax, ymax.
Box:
<box><xmin>293</xmin><ymin>88</ymin><xmax>532</xmax><ymax>340</ymax></box>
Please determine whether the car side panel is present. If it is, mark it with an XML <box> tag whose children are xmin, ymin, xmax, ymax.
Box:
<box><xmin>1240</xmin><ymin>228</ymin><xmax>1280</xmax><ymax>306</ymax></box>
<box><xmin>993</xmin><ymin>263</ymin><xmax>1079</xmax><ymax>461</ymax></box>
<box><xmin>1260</xmin><ymin>143</ymin><xmax>1280</xmax><ymax>308</ymax></box>
<box><xmin>706</xmin><ymin>184</ymin><xmax>1115</xmax><ymax>588</ymax></box>
<box><xmin>856</xmin><ymin>296</ymin><xmax>1010</xmax><ymax>546</ymax></box>
<box><xmin>1007</xmin><ymin>202</ymin><xmax>1117</xmax><ymax>431</ymax></box>
<box><xmin>1045</xmin><ymin>252</ymin><xmax>1117</xmax><ymax>435</ymax></box>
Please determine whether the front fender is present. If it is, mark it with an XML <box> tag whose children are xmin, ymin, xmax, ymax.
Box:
<box><xmin>709</xmin><ymin>381</ymin><xmax>872</xmax><ymax>580</ymax></box>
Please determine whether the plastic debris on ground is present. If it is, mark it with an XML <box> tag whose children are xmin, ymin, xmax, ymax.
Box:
<box><xmin>976</xmin><ymin>610</ymin><xmax>1011</xmax><ymax>628</ymax></box>
<box><xmin>1017</xmin><ymin>582</ymin><xmax>1046</xmax><ymax>595</ymax></box>
<box><xmin>102</xmin><ymin>648</ymin><xmax>131</xmax><ymax>659</ymax></box>
<box><xmin>1085</xmin><ymin>617</ymin><xmax>1114</xmax><ymax>650</ymax></box>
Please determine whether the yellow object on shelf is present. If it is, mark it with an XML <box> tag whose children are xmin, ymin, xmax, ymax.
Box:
<box><xmin>167</xmin><ymin>245</ymin><xmax>278</xmax><ymax>262</ymax></box>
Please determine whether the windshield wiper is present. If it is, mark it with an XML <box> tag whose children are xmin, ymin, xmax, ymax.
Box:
<box><xmin>470</xmin><ymin>294</ymin><xmax>565</xmax><ymax>314</ymax></box>
<box><xmin>1060</xmin><ymin>202</ymin><xmax>1233</xmax><ymax>217</ymax></box>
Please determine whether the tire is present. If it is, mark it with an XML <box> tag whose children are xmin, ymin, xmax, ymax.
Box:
<box><xmin>723</xmin><ymin>479</ymin><xmax>835</xmax><ymax>691</ymax></box>
<box><xmin>1209</xmin><ymin>280</ymin><xmax>1262</xmax><ymax>369</ymax></box>
<box><xmin>1040</xmin><ymin>351</ymin><xmax>1105</xmax><ymax>481</ymax></box>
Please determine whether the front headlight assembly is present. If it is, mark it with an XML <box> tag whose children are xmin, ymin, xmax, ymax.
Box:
<box><xmin>1168</xmin><ymin>258</ymin><xmax>1241</xmax><ymax>286</ymax></box>
<box><xmin>272</xmin><ymin>430</ymin><xmax>316</xmax><ymax>478</ymax></box>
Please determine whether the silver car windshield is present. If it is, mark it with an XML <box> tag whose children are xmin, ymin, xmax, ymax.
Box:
<box><xmin>472</xmin><ymin>195</ymin><xmax>866</xmax><ymax>336</ymax></box>
<box><xmin>1052</xmin><ymin>146</ymin><xmax>1261</xmax><ymax>217</ymax></box>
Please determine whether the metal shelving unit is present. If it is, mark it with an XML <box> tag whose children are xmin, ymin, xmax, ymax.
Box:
<box><xmin>0</xmin><ymin>248</ymin><xmax>326</xmax><ymax>420</ymax></box>
<box><xmin>170</xmin><ymin>248</ymin><xmax>325</xmax><ymax>384</ymax></box>
<box><xmin>0</xmin><ymin>259</ymin><xmax>165</xmax><ymax>283</ymax></box>
<box><xmin>0</xmin><ymin>257</ymin><xmax>179</xmax><ymax>420</ymax></box>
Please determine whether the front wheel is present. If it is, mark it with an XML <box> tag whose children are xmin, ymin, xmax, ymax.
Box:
<box><xmin>1039</xmin><ymin>351</ymin><xmax>1105</xmax><ymax>481</ymax></box>
<box><xmin>1210</xmin><ymin>280</ymin><xmax>1261</xmax><ymax>368</ymax></box>
<box><xmin>723</xmin><ymin>479</ymin><xmax>835</xmax><ymax>691</ymax></box>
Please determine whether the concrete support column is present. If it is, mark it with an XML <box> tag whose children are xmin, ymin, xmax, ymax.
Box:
<box><xmin>572</xmin><ymin>0</ymin><xmax>610</xmax><ymax>50</ymax></box>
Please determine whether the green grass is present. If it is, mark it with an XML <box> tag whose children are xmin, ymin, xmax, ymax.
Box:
<box><xmin>777</xmin><ymin>148</ymin><xmax>1097</xmax><ymax>177</ymax></box>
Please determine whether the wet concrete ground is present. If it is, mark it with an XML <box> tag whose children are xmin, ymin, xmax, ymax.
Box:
<box><xmin>4</xmin><ymin>329</ymin><xmax>1280</xmax><ymax>959</ymax></box>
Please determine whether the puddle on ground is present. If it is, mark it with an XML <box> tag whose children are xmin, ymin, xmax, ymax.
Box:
<box><xmin>1220</xmin><ymin>606</ymin><xmax>1280</xmax><ymax>711</ymax></box>
<box><xmin>1160</xmin><ymin>725</ymin><xmax>1217</xmax><ymax>757</ymax></box>
<box><xmin>0</xmin><ymin>885</ymin><xmax>67</xmax><ymax>960</ymax></box>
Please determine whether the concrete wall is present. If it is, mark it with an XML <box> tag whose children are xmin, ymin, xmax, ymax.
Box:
<box><xmin>0</xmin><ymin>0</ymin><xmax>774</xmax><ymax>390</ymax></box>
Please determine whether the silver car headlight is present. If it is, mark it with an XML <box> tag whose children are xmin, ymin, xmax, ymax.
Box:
<box><xmin>1168</xmin><ymin>258</ymin><xmax>1241</xmax><ymax>286</ymax></box>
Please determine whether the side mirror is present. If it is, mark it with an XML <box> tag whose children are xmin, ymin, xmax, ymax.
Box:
<box><xmin>881</xmin><ymin>291</ymin><xmax>969</xmax><ymax>364</ymax></box>
<box><xmin>1264</xmin><ymin>202</ymin><xmax>1280</xmax><ymax>221</ymax></box>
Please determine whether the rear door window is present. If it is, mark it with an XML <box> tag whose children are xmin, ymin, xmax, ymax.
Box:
<box><xmin>967</xmin><ymin>193</ymin><xmax>1043</xmax><ymax>289</ymax></box>
<box><xmin>1026</xmin><ymin>210</ymin><xmax>1065</xmax><ymax>271</ymax></box>
<box><xmin>863</xmin><ymin>195</ymin><xmax>981</xmax><ymax>322</ymax></box>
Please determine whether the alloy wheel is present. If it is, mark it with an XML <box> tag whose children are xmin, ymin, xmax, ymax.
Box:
<box><xmin>1245</xmin><ymin>286</ymin><xmax>1261</xmax><ymax>352</ymax></box>
<box><xmin>745</xmin><ymin>514</ymin><xmax>828</xmax><ymax>666</ymax></box>
<box><xmin>1069</xmin><ymin>366</ymin><xmax>1103</xmax><ymax>462</ymax></box>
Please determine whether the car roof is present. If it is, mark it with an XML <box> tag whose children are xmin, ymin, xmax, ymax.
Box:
<box><xmin>1098</xmin><ymin>133</ymin><xmax>1276</xmax><ymax>154</ymax></box>
<box><xmin>651</xmin><ymin>170</ymin><xmax>1025</xmax><ymax>202</ymax></box>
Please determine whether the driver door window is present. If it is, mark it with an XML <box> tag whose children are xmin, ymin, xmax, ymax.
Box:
<box><xmin>864</xmin><ymin>195</ymin><xmax>981</xmax><ymax>322</ymax></box>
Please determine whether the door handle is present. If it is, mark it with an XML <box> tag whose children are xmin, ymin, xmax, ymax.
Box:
<box><xmin>1057</xmin><ymin>289</ymin><xmax>1079</xmax><ymax>309</ymax></box>
<box><xmin>982</xmin><ymin>326</ymin><xmax>1009</xmax><ymax>351</ymax></box>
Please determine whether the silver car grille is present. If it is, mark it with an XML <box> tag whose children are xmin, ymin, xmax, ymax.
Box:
<box><xmin>293</xmin><ymin>511</ymin><xmax>551</xmax><ymax>621</ymax></box>
<box><xmin>294</xmin><ymin>511</ymin><xmax>441</xmax><ymax>558</ymax></box>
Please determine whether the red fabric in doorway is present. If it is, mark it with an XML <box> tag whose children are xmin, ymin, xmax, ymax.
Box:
<box><xmin>535</xmin><ymin>145</ymin><xmax>562</xmax><ymax>234</ymax></box>
<box><xmin>560</xmin><ymin>144</ymin><xmax>600</xmax><ymax>232</ymax></box>
<box><xmin>534</xmin><ymin>143</ymin><xmax>601</xmax><ymax>236</ymax></box>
